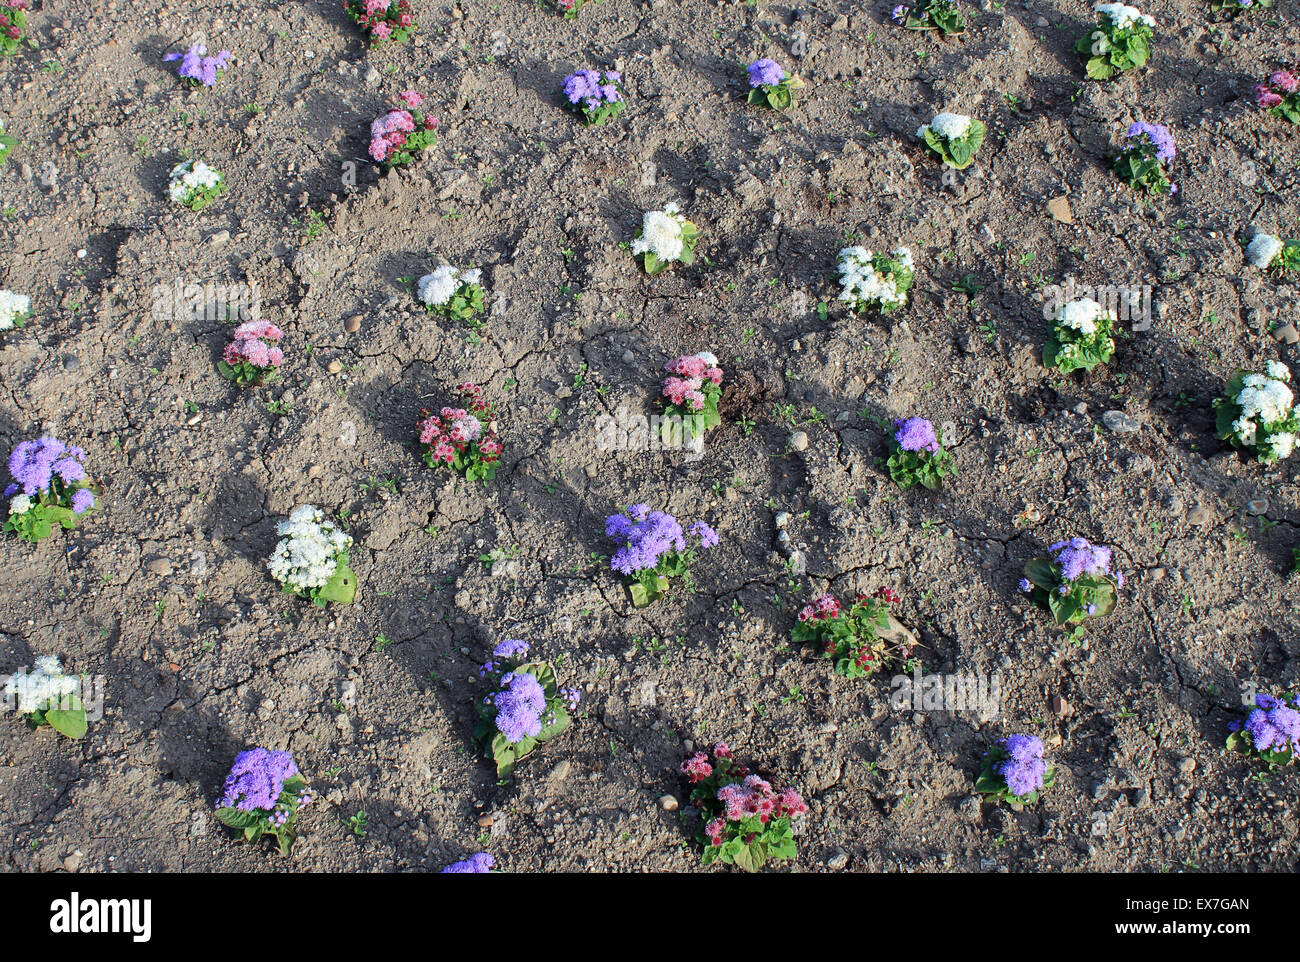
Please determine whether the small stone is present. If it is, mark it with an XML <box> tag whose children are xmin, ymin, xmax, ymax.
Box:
<box><xmin>147</xmin><ymin>558</ymin><xmax>173</xmax><ymax>576</ymax></box>
<box><xmin>788</xmin><ymin>430</ymin><xmax>809</xmax><ymax>452</ymax></box>
<box><xmin>1187</xmin><ymin>502</ymin><xmax>1215</xmax><ymax>526</ymax></box>
<box><xmin>1245</xmin><ymin>498</ymin><xmax>1269</xmax><ymax>516</ymax></box>
<box><xmin>1178</xmin><ymin>757</ymin><xmax>1196</xmax><ymax>775</ymax></box>
<box><xmin>1046</xmin><ymin>195</ymin><xmax>1074</xmax><ymax>224</ymax></box>
<box><xmin>327</xmin><ymin>360</ymin><xmax>343</xmax><ymax>374</ymax></box>
<box><xmin>477</xmin><ymin>814</ymin><xmax>493</xmax><ymax>828</ymax></box>
<box><xmin>62</xmin><ymin>851</ymin><xmax>83</xmax><ymax>873</ymax></box>
<box><xmin>555</xmin><ymin>385</ymin><xmax>572</xmax><ymax>399</ymax></box>
<box><xmin>826</xmin><ymin>849</ymin><xmax>850</xmax><ymax>870</ymax></box>
<box><xmin>584</xmin><ymin>464</ymin><xmax>597</xmax><ymax>478</ymax></box>
<box><xmin>1049</xmin><ymin>694</ymin><xmax>1071</xmax><ymax>717</ymax></box>
<box><xmin>62</xmin><ymin>355</ymin><xmax>80</xmax><ymax>371</ymax></box>
<box><xmin>1272</xmin><ymin>323</ymin><xmax>1299</xmax><ymax>345</ymax></box>
<box><xmin>774</xmin><ymin>511</ymin><xmax>791</xmax><ymax>529</ymax></box>
<box><xmin>308</xmin><ymin>464</ymin><xmax>324</xmax><ymax>479</ymax></box>
<box><xmin>658</xmin><ymin>794</ymin><xmax>679</xmax><ymax>812</ymax></box>
<box><xmin>1101</xmin><ymin>410</ymin><xmax>1141</xmax><ymax>433</ymax></box>
<box><xmin>207</xmin><ymin>230</ymin><xmax>230</xmax><ymax>246</ymax></box>
<box><xmin>344</xmin><ymin>314</ymin><xmax>362</xmax><ymax>333</ymax></box>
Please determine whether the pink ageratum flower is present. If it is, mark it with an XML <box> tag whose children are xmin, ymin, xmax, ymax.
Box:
<box><xmin>1257</xmin><ymin>84</ymin><xmax>1284</xmax><ymax>109</ymax></box>
<box><xmin>364</xmin><ymin>0</ymin><xmax>388</xmax><ymax>13</ymax></box>
<box><xmin>1270</xmin><ymin>70</ymin><xmax>1299</xmax><ymax>94</ymax></box>
<box><xmin>681</xmin><ymin>751</ymin><xmax>713</xmax><ymax>783</ymax></box>
<box><xmin>223</xmin><ymin>320</ymin><xmax>284</xmax><ymax>370</ymax></box>
<box><xmin>400</xmin><ymin>89</ymin><xmax>424</xmax><ymax>108</ymax></box>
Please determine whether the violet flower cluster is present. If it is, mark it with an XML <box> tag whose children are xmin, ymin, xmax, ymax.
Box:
<box><xmin>995</xmin><ymin>734</ymin><xmax>1047</xmax><ymax>797</ymax></box>
<box><xmin>605</xmin><ymin>504</ymin><xmax>717</xmax><ymax>574</ymax></box>
<box><xmin>6</xmin><ymin>438</ymin><xmax>95</xmax><ymax>516</ymax></box>
<box><xmin>1230</xmin><ymin>693</ymin><xmax>1300</xmax><ymax>756</ymax></box>
<box><xmin>490</xmin><ymin>671</ymin><xmax>548</xmax><ymax>743</ymax></box>
<box><xmin>163</xmin><ymin>43</ymin><xmax>232</xmax><ymax>87</ymax></box>
<box><xmin>747</xmin><ymin>58</ymin><xmax>786</xmax><ymax>88</ymax></box>
<box><xmin>216</xmin><ymin>748</ymin><xmax>299</xmax><ymax>812</ymax></box>
<box><xmin>563</xmin><ymin>68</ymin><xmax>623</xmax><ymax>113</ymax></box>
<box><xmin>1124</xmin><ymin>120</ymin><xmax>1174</xmax><ymax>164</ymax></box>
<box><xmin>894</xmin><ymin>417</ymin><xmax>939</xmax><ymax>453</ymax></box>
<box><xmin>441</xmin><ymin>852</ymin><xmax>495</xmax><ymax>873</ymax></box>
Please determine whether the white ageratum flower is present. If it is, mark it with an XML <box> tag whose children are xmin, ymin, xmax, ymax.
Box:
<box><xmin>630</xmin><ymin>202</ymin><xmax>686</xmax><ymax>263</ymax></box>
<box><xmin>168</xmin><ymin>160</ymin><xmax>223</xmax><ymax>204</ymax></box>
<box><xmin>922</xmin><ymin>112</ymin><xmax>972</xmax><ymax>141</ymax></box>
<box><xmin>1271</xmin><ymin>432</ymin><xmax>1298</xmax><ymax>460</ymax></box>
<box><xmin>695</xmin><ymin>351</ymin><xmax>718</xmax><ymax>366</ymax></box>
<box><xmin>1055</xmin><ymin>298</ymin><xmax>1106</xmax><ymax>336</ymax></box>
<box><xmin>1266</xmin><ymin>360</ymin><xmax>1291</xmax><ymax>383</ymax></box>
<box><xmin>1231</xmin><ymin>416</ymin><xmax>1257</xmax><ymax>446</ymax></box>
<box><xmin>8</xmin><ymin>494</ymin><xmax>32</xmax><ymax>515</ymax></box>
<box><xmin>1094</xmin><ymin>3</ymin><xmax>1155</xmax><ymax>29</ymax></box>
<box><xmin>3</xmin><ymin>656</ymin><xmax>80</xmax><ymax>714</ymax></box>
<box><xmin>267</xmin><ymin>504</ymin><xmax>353</xmax><ymax>592</ymax></box>
<box><xmin>1245</xmin><ymin>233</ymin><xmax>1284</xmax><ymax>270</ymax></box>
<box><xmin>1237</xmin><ymin>375</ymin><xmax>1294</xmax><ymax>426</ymax></box>
<box><xmin>0</xmin><ymin>290</ymin><xmax>32</xmax><ymax>330</ymax></box>
<box><xmin>416</xmin><ymin>266</ymin><xmax>482</xmax><ymax>307</ymax></box>
<box><xmin>836</xmin><ymin>246</ymin><xmax>906</xmax><ymax>311</ymax></box>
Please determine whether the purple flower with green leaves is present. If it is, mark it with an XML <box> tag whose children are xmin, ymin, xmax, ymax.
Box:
<box><xmin>1124</xmin><ymin>121</ymin><xmax>1175</xmax><ymax>163</ymax></box>
<box><xmin>996</xmin><ymin>734</ymin><xmax>1047</xmax><ymax>797</ymax></box>
<box><xmin>893</xmin><ymin>417</ymin><xmax>939</xmax><ymax>453</ymax></box>
<box><xmin>216</xmin><ymin>748</ymin><xmax>298</xmax><ymax>812</ymax></box>
<box><xmin>606</xmin><ymin>506</ymin><xmax>686</xmax><ymax>574</ymax></box>
<box><xmin>563</xmin><ymin>68</ymin><xmax>625</xmax><ymax>125</ymax></box>
<box><xmin>1230</xmin><ymin>693</ymin><xmax>1300</xmax><ymax>755</ymax></box>
<box><xmin>492</xmin><ymin>671</ymin><xmax>547</xmax><ymax>743</ymax></box>
<box><xmin>1049</xmin><ymin>537</ymin><xmax>1113</xmax><ymax>582</ymax></box>
<box><xmin>747</xmin><ymin>58</ymin><xmax>786</xmax><ymax>88</ymax></box>
<box><xmin>606</xmin><ymin>505</ymin><xmax>718</xmax><ymax>606</ymax></box>
<box><xmin>163</xmin><ymin>43</ymin><xmax>232</xmax><ymax>87</ymax></box>
<box><xmin>441</xmin><ymin>852</ymin><xmax>495</xmax><ymax>873</ymax></box>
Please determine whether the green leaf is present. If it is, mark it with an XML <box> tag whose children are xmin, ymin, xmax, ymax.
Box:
<box><xmin>44</xmin><ymin>706</ymin><xmax>87</xmax><ymax>739</ymax></box>
<box><xmin>316</xmin><ymin>562</ymin><xmax>357</xmax><ymax>605</ymax></box>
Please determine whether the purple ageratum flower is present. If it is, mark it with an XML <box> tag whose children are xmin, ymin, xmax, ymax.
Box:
<box><xmin>1018</xmin><ymin>578</ymin><xmax>1032</xmax><ymax>593</ymax></box>
<box><xmin>690</xmin><ymin>521</ymin><xmax>720</xmax><ymax>549</ymax></box>
<box><xmin>563</xmin><ymin>68</ymin><xmax>622</xmax><ymax>113</ymax></box>
<box><xmin>441</xmin><ymin>852</ymin><xmax>495</xmax><ymax>873</ymax></box>
<box><xmin>71</xmin><ymin>489</ymin><xmax>95</xmax><ymax>515</ymax></box>
<box><xmin>747</xmin><ymin>58</ymin><xmax>786</xmax><ymax>89</ymax></box>
<box><xmin>1243</xmin><ymin>694</ymin><xmax>1300</xmax><ymax>754</ymax></box>
<box><xmin>1049</xmin><ymin>537</ymin><xmax>1112</xmax><ymax>583</ymax></box>
<box><xmin>1124</xmin><ymin>121</ymin><xmax>1175</xmax><ymax>165</ymax></box>
<box><xmin>493</xmin><ymin>638</ymin><xmax>530</xmax><ymax>660</ymax></box>
<box><xmin>163</xmin><ymin>43</ymin><xmax>233</xmax><ymax>87</ymax></box>
<box><xmin>8</xmin><ymin>438</ymin><xmax>85</xmax><ymax>497</ymax></box>
<box><xmin>893</xmin><ymin>417</ymin><xmax>940</xmax><ymax>454</ymax></box>
<box><xmin>891</xmin><ymin>4</ymin><xmax>909</xmax><ymax>22</ymax></box>
<box><xmin>996</xmin><ymin>734</ymin><xmax>1047</xmax><ymax>797</ymax></box>
<box><xmin>216</xmin><ymin>748</ymin><xmax>298</xmax><ymax>812</ymax></box>
<box><xmin>53</xmin><ymin>457</ymin><xmax>85</xmax><ymax>485</ymax></box>
<box><xmin>606</xmin><ymin>507</ymin><xmax>686</xmax><ymax>575</ymax></box>
<box><xmin>493</xmin><ymin>671</ymin><xmax>547</xmax><ymax>743</ymax></box>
